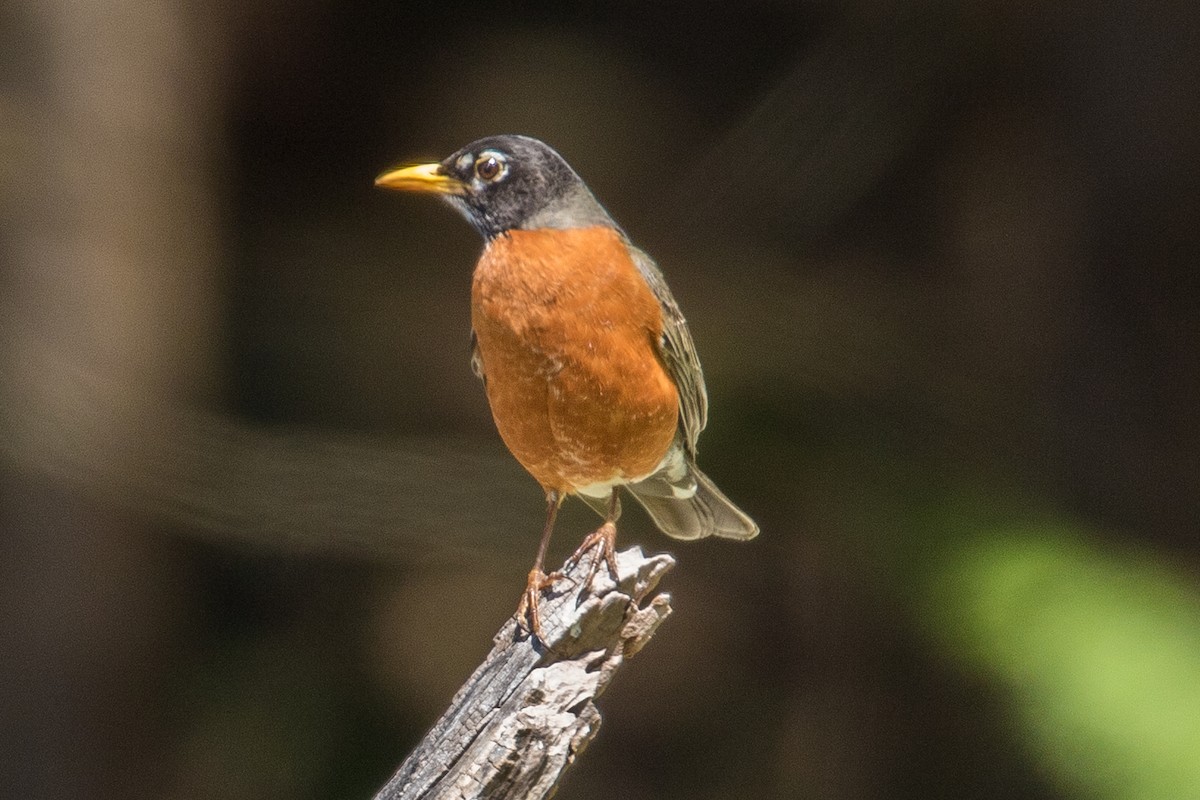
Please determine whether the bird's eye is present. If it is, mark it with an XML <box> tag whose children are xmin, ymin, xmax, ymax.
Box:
<box><xmin>474</xmin><ymin>153</ymin><xmax>506</xmax><ymax>182</ymax></box>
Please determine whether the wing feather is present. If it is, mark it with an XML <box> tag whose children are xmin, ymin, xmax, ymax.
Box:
<box><xmin>469</xmin><ymin>330</ymin><xmax>485</xmax><ymax>384</ymax></box>
<box><xmin>628</xmin><ymin>246</ymin><xmax>708</xmax><ymax>456</ymax></box>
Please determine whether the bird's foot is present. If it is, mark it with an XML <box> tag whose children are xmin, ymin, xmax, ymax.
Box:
<box><xmin>566</xmin><ymin>520</ymin><xmax>619</xmax><ymax>595</ymax></box>
<box><xmin>515</xmin><ymin>567</ymin><xmax>565</xmax><ymax>640</ymax></box>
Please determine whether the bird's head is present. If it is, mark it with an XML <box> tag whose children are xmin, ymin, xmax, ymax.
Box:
<box><xmin>375</xmin><ymin>134</ymin><xmax>614</xmax><ymax>239</ymax></box>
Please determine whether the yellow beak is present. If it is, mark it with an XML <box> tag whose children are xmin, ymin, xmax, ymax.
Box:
<box><xmin>374</xmin><ymin>162</ymin><xmax>466</xmax><ymax>194</ymax></box>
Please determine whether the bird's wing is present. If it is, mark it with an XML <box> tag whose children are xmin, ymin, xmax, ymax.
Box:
<box><xmin>469</xmin><ymin>330</ymin><xmax>485</xmax><ymax>384</ymax></box>
<box><xmin>629</xmin><ymin>245</ymin><xmax>708</xmax><ymax>456</ymax></box>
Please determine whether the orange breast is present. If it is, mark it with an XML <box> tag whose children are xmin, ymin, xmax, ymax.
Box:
<box><xmin>471</xmin><ymin>226</ymin><xmax>679</xmax><ymax>494</ymax></box>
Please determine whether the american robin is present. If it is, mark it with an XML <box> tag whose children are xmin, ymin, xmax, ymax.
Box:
<box><xmin>376</xmin><ymin>135</ymin><xmax>758</xmax><ymax>637</ymax></box>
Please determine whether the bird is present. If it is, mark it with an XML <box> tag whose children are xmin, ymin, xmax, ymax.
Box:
<box><xmin>375</xmin><ymin>135</ymin><xmax>758</xmax><ymax>637</ymax></box>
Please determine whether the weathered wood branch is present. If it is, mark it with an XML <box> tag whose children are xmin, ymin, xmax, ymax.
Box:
<box><xmin>372</xmin><ymin>546</ymin><xmax>675</xmax><ymax>800</ymax></box>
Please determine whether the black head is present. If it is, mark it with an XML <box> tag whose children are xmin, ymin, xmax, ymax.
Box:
<box><xmin>375</xmin><ymin>135</ymin><xmax>614</xmax><ymax>239</ymax></box>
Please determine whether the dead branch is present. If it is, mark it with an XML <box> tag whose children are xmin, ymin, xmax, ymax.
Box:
<box><xmin>371</xmin><ymin>546</ymin><xmax>675</xmax><ymax>800</ymax></box>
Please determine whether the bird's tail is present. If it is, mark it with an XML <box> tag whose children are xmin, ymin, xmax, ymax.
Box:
<box><xmin>626</xmin><ymin>460</ymin><xmax>759</xmax><ymax>541</ymax></box>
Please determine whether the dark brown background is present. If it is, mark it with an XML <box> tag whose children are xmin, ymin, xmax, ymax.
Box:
<box><xmin>3</xmin><ymin>2</ymin><xmax>1198</xmax><ymax>799</ymax></box>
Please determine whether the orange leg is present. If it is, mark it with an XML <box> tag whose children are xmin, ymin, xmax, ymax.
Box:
<box><xmin>567</xmin><ymin>491</ymin><xmax>621</xmax><ymax>591</ymax></box>
<box><xmin>515</xmin><ymin>490</ymin><xmax>564</xmax><ymax>638</ymax></box>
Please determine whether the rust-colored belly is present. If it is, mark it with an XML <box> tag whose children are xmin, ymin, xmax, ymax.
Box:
<box><xmin>471</xmin><ymin>226</ymin><xmax>679</xmax><ymax>494</ymax></box>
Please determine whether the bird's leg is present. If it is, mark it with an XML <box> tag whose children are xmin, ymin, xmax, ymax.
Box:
<box><xmin>515</xmin><ymin>490</ymin><xmax>564</xmax><ymax>638</ymax></box>
<box><xmin>567</xmin><ymin>491</ymin><xmax>621</xmax><ymax>592</ymax></box>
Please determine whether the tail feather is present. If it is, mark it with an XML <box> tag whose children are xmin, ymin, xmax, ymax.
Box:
<box><xmin>627</xmin><ymin>464</ymin><xmax>759</xmax><ymax>541</ymax></box>
<box><xmin>575</xmin><ymin>441</ymin><xmax>758</xmax><ymax>541</ymax></box>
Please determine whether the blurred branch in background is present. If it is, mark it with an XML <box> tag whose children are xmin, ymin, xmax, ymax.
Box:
<box><xmin>682</xmin><ymin>9</ymin><xmax>958</xmax><ymax>233</ymax></box>
<box><xmin>0</xmin><ymin>311</ymin><xmax>532</xmax><ymax>562</ymax></box>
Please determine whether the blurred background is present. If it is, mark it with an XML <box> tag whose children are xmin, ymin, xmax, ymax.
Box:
<box><xmin>2</xmin><ymin>2</ymin><xmax>1199</xmax><ymax>798</ymax></box>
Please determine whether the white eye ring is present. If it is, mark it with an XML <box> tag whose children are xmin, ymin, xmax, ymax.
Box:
<box><xmin>474</xmin><ymin>151</ymin><xmax>507</xmax><ymax>182</ymax></box>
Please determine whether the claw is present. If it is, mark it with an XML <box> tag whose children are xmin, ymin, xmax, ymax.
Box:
<box><xmin>566</xmin><ymin>520</ymin><xmax>619</xmax><ymax>594</ymax></box>
<box><xmin>514</xmin><ymin>567</ymin><xmax>563</xmax><ymax>639</ymax></box>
